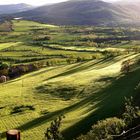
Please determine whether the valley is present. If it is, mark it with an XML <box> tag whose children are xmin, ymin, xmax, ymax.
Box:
<box><xmin>0</xmin><ymin>20</ymin><xmax>140</xmax><ymax>140</ymax></box>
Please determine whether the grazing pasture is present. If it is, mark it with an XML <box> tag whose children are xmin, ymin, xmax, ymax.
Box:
<box><xmin>0</xmin><ymin>20</ymin><xmax>140</xmax><ymax>140</ymax></box>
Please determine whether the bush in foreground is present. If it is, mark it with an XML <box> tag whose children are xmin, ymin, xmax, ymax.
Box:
<box><xmin>44</xmin><ymin>115</ymin><xmax>65</xmax><ymax>140</ymax></box>
<box><xmin>122</xmin><ymin>97</ymin><xmax>139</xmax><ymax>126</ymax></box>
<box><xmin>77</xmin><ymin>96</ymin><xmax>140</xmax><ymax>140</ymax></box>
<box><xmin>77</xmin><ymin>117</ymin><xmax>125</xmax><ymax>140</ymax></box>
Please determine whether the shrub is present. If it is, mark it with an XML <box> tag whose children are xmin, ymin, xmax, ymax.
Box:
<box><xmin>121</xmin><ymin>60</ymin><xmax>131</xmax><ymax>73</ymax></box>
<box><xmin>0</xmin><ymin>62</ymin><xmax>9</xmax><ymax>76</ymax></box>
<box><xmin>77</xmin><ymin>118</ymin><xmax>126</xmax><ymax>140</ymax></box>
<box><xmin>122</xmin><ymin>97</ymin><xmax>139</xmax><ymax>126</ymax></box>
<box><xmin>8</xmin><ymin>63</ymin><xmax>39</xmax><ymax>78</ymax></box>
<box><xmin>0</xmin><ymin>62</ymin><xmax>9</xmax><ymax>70</ymax></box>
<box><xmin>44</xmin><ymin>115</ymin><xmax>65</xmax><ymax>140</ymax></box>
<box><xmin>33</xmin><ymin>35</ymin><xmax>51</xmax><ymax>41</ymax></box>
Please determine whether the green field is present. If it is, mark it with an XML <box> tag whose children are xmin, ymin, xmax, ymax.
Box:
<box><xmin>0</xmin><ymin>20</ymin><xmax>140</xmax><ymax>140</ymax></box>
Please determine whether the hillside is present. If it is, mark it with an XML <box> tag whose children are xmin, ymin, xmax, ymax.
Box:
<box><xmin>0</xmin><ymin>20</ymin><xmax>140</xmax><ymax>140</ymax></box>
<box><xmin>116</xmin><ymin>0</ymin><xmax>140</xmax><ymax>4</ymax></box>
<box><xmin>116</xmin><ymin>0</ymin><xmax>140</xmax><ymax>24</ymax></box>
<box><xmin>0</xmin><ymin>54</ymin><xmax>140</xmax><ymax>140</ymax></box>
<box><xmin>11</xmin><ymin>0</ymin><xmax>140</xmax><ymax>26</ymax></box>
<box><xmin>0</xmin><ymin>3</ymin><xmax>34</xmax><ymax>15</ymax></box>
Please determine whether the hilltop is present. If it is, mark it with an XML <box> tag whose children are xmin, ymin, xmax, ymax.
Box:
<box><xmin>9</xmin><ymin>0</ymin><xmax>140</xmax><ymax>26</ymax></box>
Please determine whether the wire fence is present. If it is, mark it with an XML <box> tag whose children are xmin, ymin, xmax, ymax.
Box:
<box><xmin>113</xmin><ymin>124</ymin><xmax>140</xmax><ymax>140</ymax></box>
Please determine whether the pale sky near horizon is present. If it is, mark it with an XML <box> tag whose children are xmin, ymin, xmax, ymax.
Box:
<box><xmin>0</xmin><ymin>0</ymin><xmax>119</xmax><ymax>6</ymax></box>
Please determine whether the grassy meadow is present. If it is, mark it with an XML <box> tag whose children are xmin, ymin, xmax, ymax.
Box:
<box><xmin>0</xmin><ymin>20</ymin><xmax>140</xmax><ymax>140</ymax></box>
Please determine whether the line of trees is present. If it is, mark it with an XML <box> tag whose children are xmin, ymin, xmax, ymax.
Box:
<box><xmin>0</xmin><ymin>62</ymin><xmax>44</xmax><ymax>80</ymax></box>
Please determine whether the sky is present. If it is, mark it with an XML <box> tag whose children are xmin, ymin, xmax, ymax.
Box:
<box><xmin>0</xmin><ymin>0</ymin><xmax>119</xmax><ymax>6</ymax></box>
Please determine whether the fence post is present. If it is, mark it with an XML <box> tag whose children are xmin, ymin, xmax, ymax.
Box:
<box><xmin>6</xmin><ymin>130</ymin><xmax>20</xmax><ymax>140</ymax></box>
<box><xmin>0</xmin><ymin>131</ymin><xmax>2</xmax><ymax>140</ymax></box>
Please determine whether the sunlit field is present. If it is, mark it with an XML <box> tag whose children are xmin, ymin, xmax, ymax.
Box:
<box><xmin>0</xmin><ymin>20</ymin><xmax>140</xmax><ymax>140</ymax></box>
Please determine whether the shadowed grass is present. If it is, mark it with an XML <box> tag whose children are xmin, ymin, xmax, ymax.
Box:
<box><xmin>62</xmin><ymin>67</ymin><xmax>140</xmax><ymax>139</ymax></box>
<box><xmin>1</xmin><ymin>66</ymin><xmax>139</xmax><ymax>139</ymax></box>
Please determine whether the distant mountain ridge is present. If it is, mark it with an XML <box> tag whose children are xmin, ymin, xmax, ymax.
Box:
<box><xmin>0</xmin><ymin>3</ymin><xmax>34</xmax><ymax>14</ymax></box>
<box><xmin>116</xmin><ymin>0</ymin><xmax>140</xmax><ymax>4</ymax></box>
<box><xmin>2</xmin><ymin>0</ymin><xmax>140</xmax><ymax>26</ymax></box>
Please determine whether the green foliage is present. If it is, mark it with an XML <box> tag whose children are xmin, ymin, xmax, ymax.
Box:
<box><xmin>77</xmin><ymin>118</ymin><xmax>125</xmax><ymax>140</ymax></box>
<box><xmin>122</xmin><ymin>97</ymin><xmax>140</xmax><ymax>126</ymax></box>
<box><xmin>8</xmin><ymin>63</ymin><xmax>40</xmax><ymax>78</ymax></box>
<box><xmin>33</xmin><ymin>35</ymin><xmax>51</xmax><ymax>41</ymax></box>
<box><xmin>77</xmin><ymin>96</ymin><xmax>140</xmax><ymax>140</ymax></box>
<box><xmin>121</xmin><ymin>60</ymin><xmax>131</xmax><ymax>74</ymax></box>
<box><xmin>0</xmin><ymin>62</ymin><xmax>9</xmax><ymax>76</ymax></box>
<box><xmin>44</xmin><ymin>115</ymin><xmax>65</xmax><ymax>140</ymax></box>
<box><xmin>0</xmin><ymin>62</ymin><xmax>9</xmax><ymax>70</ymax></box>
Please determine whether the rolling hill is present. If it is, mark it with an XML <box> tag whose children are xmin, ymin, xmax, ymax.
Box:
<box><xmin>11</xmin><ymin>0</ymin><xmax>140</xmax><ymax>26</ymax></box>
<box><xmin>0</xmin><ymin>19</ymin><xmax>140</xmax><ymax>140</ymax></box>
<box><xmin>116</xmin><ymin>0</ymin><xmax>140</xmax><ymax>21</ymax></box>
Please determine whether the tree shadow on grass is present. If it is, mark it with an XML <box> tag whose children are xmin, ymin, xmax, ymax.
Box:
<box><xmin>17</xmin><ymin>92</ymin><xmax>105</xmax><ymax>131</ymax></box>
<box><xmin>1</xmin><ymin>87</ymin><xmax>107</xmax><ymax>138</ymax></box>
<box><xmin>90</xmin><ymin>54</ymin><xmax>133</xmax><ymax>70</ymax></box>
<box><xmin>62</xmin><ymin>67</ymin><xmax>140</xmax><ymax>140</ymax></box>
<box><xmin>1</xmin><ymin>66</ymin><xmax>140</xmax><ymax>139</ymax></box>
<box><xmin>44</xmin><ymin>54</ymin><xmax>134</xmax><ymax>82</ymax></box>
<box><xmin>45</xmin><ymin>58</ymin><xmax>111</xmax><ymax>81</ymax></box>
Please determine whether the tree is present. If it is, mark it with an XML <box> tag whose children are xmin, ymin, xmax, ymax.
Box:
<box><xmin>0</xmin><ymin>62</ymin><xmax>9</xmax><ymax>70</ymax></box>
<box><xmin>44</xmin><ymin>115</ymin><xmax>65</xmax><ymax>140</ymax></box>
<box><xmin>77</xmin><ymin>57</ymin><xmax>83</xmax><ymax>62</ymax></box>
<box><xmin>121</xmin><ymin>60</ymin><xmax>131</xmax><ymax>73</ymax></box>
<box><xmin>122</xmin><ymin>97</ymin><xmax>139</xmax><ymax>126</ymax></box>
<box><xmin>77</xmin><ymin>118</ymin><xmax>125</xmax><ymax>140</ymax></box>
<box><xmin>0</xmin><ymin>62</ymin><xmax>9</xmax><ymax>76</ymax></box>
<box><xmin>77</xmin><ymin>97</ymin><xmax>140</xmax><ymax>140</ymax></box>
